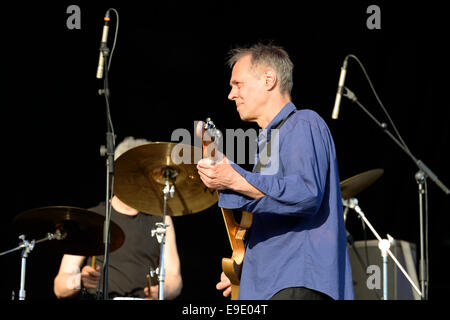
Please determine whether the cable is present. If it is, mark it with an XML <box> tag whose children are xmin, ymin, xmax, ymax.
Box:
<box><xmin>345</xmin><ymin>54</ymin><xmax>413</xmax><ymax>156</ymax></box>
<box><xmin>104</xmin><ymin>64</ymin><xmax>115</xmax><ymax>145</ymax></box>
<box><xmin>102</xmin><ymin>8</ymin><xmax>119</xmax><ymax>145</ymax></box>
<box><xmin>106</xmin><ymin>8</ymin><xmax>119</xmax><ymax>72</ymax></box>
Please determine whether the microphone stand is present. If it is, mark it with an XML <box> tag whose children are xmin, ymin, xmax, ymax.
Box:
<box><xmin>98</xmin><ymin>36</ymin><xmax>115</xmax><ymax>301</ymax></box>
<box><xmin>343</xmin><ymin>87</ymin><xmax>450</xmax><ymax>299</ymax></box>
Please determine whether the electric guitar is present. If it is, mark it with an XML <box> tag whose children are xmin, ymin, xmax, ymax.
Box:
<box><xmin>196</xmin><ymin>118</ymin><xmax>253</xmax><ymax>300</ymax></box>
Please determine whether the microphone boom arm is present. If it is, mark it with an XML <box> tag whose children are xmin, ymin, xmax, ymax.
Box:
<box><xmin>343</xmin><ymin>87</ymin><xmax>449</xmax><ymax>195</ymax></box>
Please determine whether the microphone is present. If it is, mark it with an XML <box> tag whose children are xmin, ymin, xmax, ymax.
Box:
<box><xmin>331</xmin><ymin>57</ymin><xmax>349</xmax><ymax>119</ymax></box>
<box><xmin>96</xmin><ymin>11</ymin><xmax>111</xmax><ymax>79</ymax></box>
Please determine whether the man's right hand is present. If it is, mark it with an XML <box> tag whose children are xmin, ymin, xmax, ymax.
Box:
<box><xmin>216</xmin><ymin>272</ymin><xmax>232</xmax><ymax>297</ymax></box>
<box><xmin>80</xmin><ymin>265</ymin><xmax>101</xmax><ymax>289</ymax></box>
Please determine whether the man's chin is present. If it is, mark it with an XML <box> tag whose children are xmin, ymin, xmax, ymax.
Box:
<box><xmin>237</xmin><ymin>111</ymin><xmax>248</xmax><ymax>121</ymax></box>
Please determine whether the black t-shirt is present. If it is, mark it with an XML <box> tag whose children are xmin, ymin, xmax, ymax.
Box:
<box><xmin>85</xmin><ymin>202</ymin><xmax>162</xmax><ymax>299</ymax></box>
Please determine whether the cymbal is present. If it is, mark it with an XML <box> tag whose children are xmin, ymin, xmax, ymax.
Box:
<box><xmin>13</xmin><ymin>206</ymin><xmax>125</xmax><ymax>256</ymax></box>
<box><xmin>114</xmin><ymin>142</ymin><xmax>218</xmax><ymax>216</ymax></box>
<box><xmin>340</xmin><ymin>168</ymin><xmax>384</xmax><ymax>199</ymax></box>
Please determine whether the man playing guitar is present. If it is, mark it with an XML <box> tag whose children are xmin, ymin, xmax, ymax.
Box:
<box><xmin>197</xmin><ymin>43</ymin><xmax>354</xmax><ymax>300</ymax></box>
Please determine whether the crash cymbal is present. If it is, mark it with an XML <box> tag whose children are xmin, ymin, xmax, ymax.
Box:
<box><xmin>13</xmin><ymin>206</ymin><xmax>125</xmax><ymax>256</ymax></box>
<box><xmin>340</xmin><ymin>168</ymin><xmax>384</xmax><ymax>199</ymax></box>
<box><xmin>114</xmin><ymin>142</ymin><xmax>218</xmax><ymax>216</ymax></box>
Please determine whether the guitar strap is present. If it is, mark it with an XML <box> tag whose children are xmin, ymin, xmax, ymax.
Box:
<box><xmin>240</xmin><ymin>110</ymin><xmax>295</xmax><ymax>248</ymax></box>
<box><xmin>253</xmin><ymin>110</ymin><xmax>295</xmax><ymax>173</ymax></box>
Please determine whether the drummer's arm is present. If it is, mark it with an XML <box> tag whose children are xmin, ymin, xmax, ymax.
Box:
<box><xmin>159</xmin><ymin>216</ymin><xmax>182</xmax><ymax>299</ymax></box>
<box><xmin>54</xmin><ymin>254</ymin><xmax>85</xmax><ymax>298</ymax></box>
<box><xmin>54</xmin><ymin>254</ymin><xmax>99</xmax><ymax>299</ymax></box>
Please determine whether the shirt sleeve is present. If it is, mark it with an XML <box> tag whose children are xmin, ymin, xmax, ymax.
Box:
<box><xmin>219</xmin><ymin>118</ymin><xmax>331</xmax><ymax>217</ymax></box>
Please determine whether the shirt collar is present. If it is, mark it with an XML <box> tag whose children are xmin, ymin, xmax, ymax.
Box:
<box><xmin>258</xmin><ymin>102</ymin><xmax>297</xmax><ymax>140</ymax></box>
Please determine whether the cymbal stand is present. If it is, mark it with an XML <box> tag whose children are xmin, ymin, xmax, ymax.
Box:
<box><xmin>0</xmin><ymin>230</ymin><xmax>66</xmax><ymax>300</ymax></box>
<box><xmin>151</xmin><ymin>172</ymin><xmax>174</xmax><ymax>300</ymax></box>
<box><xmin>343</xmin><ymin>198</ymin><xmax>422</xmax><ymax>300</ymax></box>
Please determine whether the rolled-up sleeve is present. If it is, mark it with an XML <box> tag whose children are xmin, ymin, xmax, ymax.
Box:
<box><xmin>219</xmin><ymin>118</ymin><xmax>330</xmax><ymax>217</ymax></box>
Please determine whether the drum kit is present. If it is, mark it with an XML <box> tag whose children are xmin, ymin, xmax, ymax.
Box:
<box><xmin>1</xmin><ymin>141</ymin><xmax>403</xmax><ymax>300</ymax></box>
<box><xmin>1</xmin><ymin>142</ymin><xmax>218</xmax><ymax>300</ymax></box>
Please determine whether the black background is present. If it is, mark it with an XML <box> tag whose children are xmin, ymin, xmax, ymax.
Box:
<box><xmin>1</xmin><ymin>0</ymin><xmax>448</xmax><ymax>302</ymax></box>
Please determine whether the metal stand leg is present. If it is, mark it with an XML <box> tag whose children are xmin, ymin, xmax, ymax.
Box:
<box><xmin>151</xmin><ymin>174</ymin><xmax>174</xmax><ymax>300</ymax></box>
<box><xmin>378</xmin><ymin>237</ymin><xmax>392</xmax><ymax>300</ymax></box>
<box><xmin>383</xmin><ymin>255</ymin><xmax>388</xmax><ymax>300</ymax></box>
<box><xmin>157</xmin><ymin>234</ymin><xmax>166</xmax><ymax>300</ymax></box>
<box><xmin>18</xmin><ymin>235</ymin><xmax>34</xmax><ymax>300</ymax></box>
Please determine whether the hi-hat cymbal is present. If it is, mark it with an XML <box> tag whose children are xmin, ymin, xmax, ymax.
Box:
<box><xmin>340</xmin><ymin>168</ymin><xmax>384</xmax><ymax>199</ymax></box>
<box><xmin>13</xmin><ymin>206</ymin><xmax>125</xmax><ymax>256</ymax></box>
<box><xmin>114</xmin><ymin>142</ymin><xmax>218</xmax><ymax>216</ymax></box>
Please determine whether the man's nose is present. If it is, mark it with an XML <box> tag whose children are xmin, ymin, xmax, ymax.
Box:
<box><xmin>228</xmin><ymin>87</ymin><xmax>236</xmax><ymax>101</ymax></box>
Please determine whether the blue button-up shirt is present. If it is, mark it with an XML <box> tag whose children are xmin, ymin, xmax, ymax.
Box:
<box><xmin>219</xmin><ymin>102</ymin><xmax>354</xmax><ymax>300</ymax></box>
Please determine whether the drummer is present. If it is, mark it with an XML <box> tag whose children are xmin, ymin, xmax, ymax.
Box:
<box><xmin>53</xmin><ymin>137</ymin><xmax>183</xmax><ymax>300</ymax></box>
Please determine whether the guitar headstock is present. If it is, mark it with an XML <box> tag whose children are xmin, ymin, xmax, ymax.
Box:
<box><xmin>196</xmin><ymin>118</ymin><xmax>215</xmax><ymax>136</ymax></box>
<box><xmin>196</xmin><ymin>118</ymin><xmax>222</xmax><ymax>160</ymax></box>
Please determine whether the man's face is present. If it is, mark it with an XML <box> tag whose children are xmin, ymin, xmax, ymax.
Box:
<box><xmin>228</xmin><ymin>54</ymin><xmax>267</xmax><ymax>122</ymax></box>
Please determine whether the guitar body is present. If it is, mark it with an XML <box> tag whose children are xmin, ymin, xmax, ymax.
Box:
<box><xmin>197</xmin><ymin>118</ymin><xmax>253</xmax><ymax>300</ymax></box>
<box><xmin>221</xmin><ymin>208</ymin><xmax>253</xmax><ymax>300</ymax></box>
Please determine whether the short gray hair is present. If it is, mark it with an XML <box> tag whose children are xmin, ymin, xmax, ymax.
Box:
<box><xmin>227</xmin><ymin>43</ymin><xmax>294</xmax><ymax>96</ymax></box>
<box><xmin>114</xmin><ymin>136</ymin><xmax>151</xmax><ymax>160</ymax></box>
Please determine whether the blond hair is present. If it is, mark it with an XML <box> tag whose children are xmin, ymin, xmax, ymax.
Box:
<box><xmin>114</xmin><ymin>136</ymin><xmax>151</xmax><ymax>160</ymax></box>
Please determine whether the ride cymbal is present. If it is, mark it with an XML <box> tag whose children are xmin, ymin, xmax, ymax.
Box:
<box><xmin>13</xmin><ymin>206</ymin><xmax>125</xmax><ymax>256</ymax></box>
<box><xmin>114</xmin><ymin>142</ymin><xmax>218</xmax><ymax>216</ymax></box>
<box><xmin>340</xmin><ymin>168</ymin><xmax>384</xmax><ymax>199</ymax></box>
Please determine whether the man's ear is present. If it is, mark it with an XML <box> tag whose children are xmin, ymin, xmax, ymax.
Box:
<box><xmin>264</xmin><ymin>68</ymin><xmax>277</xmax><ymax>91</ymax></box>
